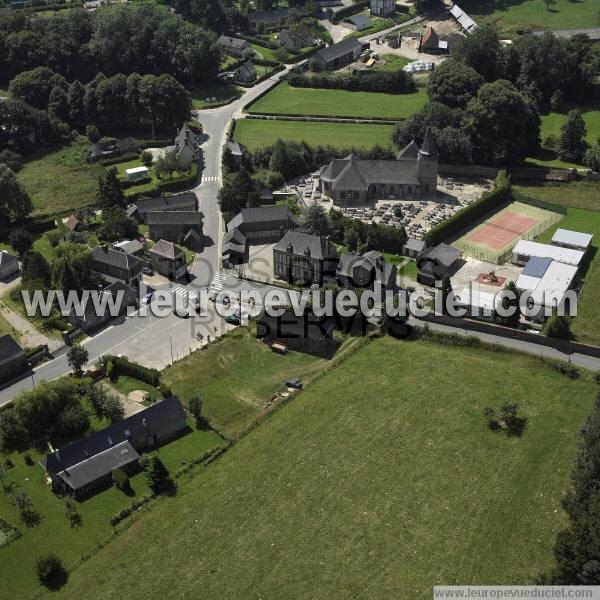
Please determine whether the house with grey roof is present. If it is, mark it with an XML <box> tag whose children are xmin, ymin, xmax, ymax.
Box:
<box><xmin>401</xmin><ymin>238</ymin><xmax>426</xmax><ymax>258</ymax></box>
<box><xmin>68</xmin><ymin>281</ymin><xmax>138</xmax><ymax>333</ymax></box>
<box><xmin>319</xmin><ymin>132</ymin><xmax>438</xmax><ymax>207</ymax></box>
<box><xmin>0</xmin><ymin>335</ymin><xmax>27</xmax><ymax>383</ymax></box>
<box><xmin>223</xmin><ymin>206</ymin><xmax>298</xmax><ymax>268</ymax></box>
<box><xmin>129</xmin><ymin>192</ymin><xmax>198</xmax><ymax>223</ymax></box>
<box><xmin>92</xmin><ymin>246</ymin><xmax>144</xmax><ymax>286</ymax></box>
<box><xmin>225</xmin><ymin>141</ymin><xmax>247</xmax><ymax>166</ymax></box>
<box><xmin>217</xmin><ymin>35</ymin><xmax>251</xmax><ymax>56</ymax></box>
<box><xmin>40</xmin><ymin>396</ymin><xmax>187</xmax><ymax>498</ymax></box>
<box><xmin>344</xmin><ymin>14</ymin><xmax>372</xmax><ymax>31</ymax></box>
<box><xmin>312</xmin><ymin>38</ymin><xmax>366</xmax><ymax>70</ymax></box>
<box><xmin>0</xmin><ymin>250</ymin><xmax>19</xmax><ymax>280</ymax></box>
<box><xmin>235</xmin><ymin>61</ymin><xmax>258</xmax><ymax>84</ymax></box>
<box><xmin>112</xmin><ymin>239</ymin><xmax>144</xmax><ymax>256</ymax></box>
<box><xmin>147</xmin><ymin>210</ymin><xmax>204</xmax><ymax>251</ymax></box>
<box><xmin>416</xmin><ymin>243</ymin><xmax>461</xmax><ymax>286</ymax></box>
<box><xmin>164</xmin><ymin>125</ymin><xmax>202</xmax><ymax>169</ymax></box>
<box><xmin>86</xmin><ymin>137</ymin><xmax>140</xmax><ymax>163</ymax></box>
<box><xmin>273</xmin><ymin>230</ymin><xmax>338</xmax><ymax>285</ymax></box>
<box><xmin>248</xmin><ymin>7</ymin><xmax>310</xmax><ymax>32</ymax></box>
<box><xmin>149</xmin><ymin>239</ymin><xmax>187</xmax><ymax>280</ymax></box>
<box><xmin>279</xmin><ymin>26</ymin><xmax>314</xmax><ymax>51</ymax></box>
<box><xmin>336</xmin><ymin>250</ymin><xmax>397</xmax><ymax>291</ymax></box>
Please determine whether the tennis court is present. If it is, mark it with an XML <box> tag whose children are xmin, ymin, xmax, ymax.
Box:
<box><xmin>454</xmin><ymin>202</ymin><xmax>562</xmax><ymax>264</ymax></box>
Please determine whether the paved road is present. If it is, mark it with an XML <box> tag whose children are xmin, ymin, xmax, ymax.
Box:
<box><xmin>190</xmin><ymin>68</ymin><xmax>290</xmax><ymax>287</ymax></box>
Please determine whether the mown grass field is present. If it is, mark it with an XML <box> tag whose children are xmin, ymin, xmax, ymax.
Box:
<box><xmin>233</xmin><ymin>118</ymin><xmax>396</xmax><ymax>151</ymax></box>
<box><xmin>373</xmin><ymin>53</ymin><xmax>412</xmax><ymax>72</ymax></box>
<box><xmin>17</xmin><ymin>140</ymin><xmax>103</xmax><ymax>218</ymax></box>
<box><xmin>51</xmin><ymin>336</ymin><xmax>595</xmax><ymax>600</ymax></box>
<box><xmin>161</xmin><ymin>329</ymin><xmax>334</xmax><ymax>438</ymax></box>
<box><xmin>247</xmin><ymin>81</ymin><xmax>428</xmax><ymax>119</ymax></box>
<box><xmin>191</xmin><ymin>82</ymin><xmax>244</xmax><ymax>109</ymax></box>
<box><xmin>513</xmin><ymin>182</ymin><xmax>600</xmax><ymax>212</ymax></box>
<box><xmin>0</xmin><ymin>411</ymin><xmax>224</xmax><ymax>600</ymax></box>
<box><xmin>460</xmin><ymin>0</ymin><xmax>600</xmax><ymax>35</ymax></box>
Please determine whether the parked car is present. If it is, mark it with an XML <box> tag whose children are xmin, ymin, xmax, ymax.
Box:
<box><xmin>225</xmin><ymin>314</ymin><xmax>241</xmax><ymax>326</ymax></box>
<box><xmin>174</xmin><ymin>307</ymin><xmax>191</xmax><ymax>318</ymax></box>
<box><xmin>141</xmin><ymin>292</ymin><xmax>153</xmax><ymax>305</ymax></box>
<box><xmin>142</xmin><ymin>266</ymin><xmax>154</xmax><ymax>276</ymax></box>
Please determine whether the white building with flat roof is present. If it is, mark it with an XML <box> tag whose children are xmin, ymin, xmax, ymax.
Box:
<box><xmin>551</xmin><ymin>228</ymin><xmax>593</xmax><ymax>252</ymax></box>
<box><xmin>125</xmin><ymin>166</ymin><xmax>149</xmax><ymax>182</ymax></box>
<box><xmin>512</xmin><ymin>239</ymin><xmax>584</xmax><ymax>267</ymax></box>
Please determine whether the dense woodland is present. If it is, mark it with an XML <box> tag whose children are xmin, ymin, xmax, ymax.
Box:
<box><xmin>394</xmin><ymin>26</ymin><xmax>600</xmax><ymax>166</ymax></box>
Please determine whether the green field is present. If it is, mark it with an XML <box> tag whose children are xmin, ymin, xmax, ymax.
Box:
<box><xmin>51</xmin><ymin>336</ymin><xmax>595</xmax><ymax>599</ymax></box>
<box><xmin>17</xmin><ymin>140</ymin><xmax>103</xmax><ymax>218</ymax></box>
<box><xmin>233</xmin><ymin>118</ymin><xmax>396</xmax><ymax>151</ymax></box>
<box><xmin>162</xmin><ymin>329</ymin><xmax>341</xmax><ymax>438</ymax></box>
<box><xmin>526</xmin><ymin>103</ymin><xmax>600</xmax><ymax>168</ymax></box>
<box><xmin>0</xmin><ymin>414</ymin><xmax>223</xmax><ymax>599</ymax></box>
<box><xmin>460</xmin><ymin>0</ymin><xmax>600</xmax><ymax>35</ymax></box>
<box><xmin>247</xmin><ymin>81</ymin><xmax>428</xmax><ymax>119</ymax></box>
<box><xmin>513</xmin><ymin>182</ymin><xmax>600</xmax><ymax>212</ymax></box>
<box><xmin>398</xmin><ymin>258</ymin><xmax>417</xmax><ymax>279</ymax></box>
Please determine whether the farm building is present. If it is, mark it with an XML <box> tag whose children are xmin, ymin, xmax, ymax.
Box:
<box><xmin>550</xmin><ymin>229</ymin><xmax>593</xmax><ymax>252</ymax></box>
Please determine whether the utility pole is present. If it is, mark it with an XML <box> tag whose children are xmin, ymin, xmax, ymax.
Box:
<box><xmin>170</xmin><ymin>335</ymin><xmax>174</xmax><ymax>365</ymax></box>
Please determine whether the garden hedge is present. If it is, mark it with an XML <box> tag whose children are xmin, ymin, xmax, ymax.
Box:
<box><xmin>422</xmin><ymin>170</ymin><xmax>511</xmax><ymax>246</ymax></box>
<box><xmin>103</xmin><ymin>355</ymin><xmax>161</xmax><ymax>387</ymax></box>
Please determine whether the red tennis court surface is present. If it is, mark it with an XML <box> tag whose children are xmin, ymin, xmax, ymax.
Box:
<box><xmin>466</xmin><ymin>211</ymin><xmax>541</xmax><ymax>251</ymax></box>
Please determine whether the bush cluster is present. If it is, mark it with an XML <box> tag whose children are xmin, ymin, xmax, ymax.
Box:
<box><xmin>287</xmin><ymin>69</ymin><xmax>415</xmax><ymax>94</ymax></box>
<box><xmin>102</xmin><ymin>355</ymin><xmax>160</xmax><ymax>387</ymax></box>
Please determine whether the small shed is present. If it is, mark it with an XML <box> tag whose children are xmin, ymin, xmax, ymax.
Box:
<box><xmin>550</xmin><ymin>228</ymin><xmax>593</xmax><ymax>252</ymax></box>
<box><xmin>125</xmin><ymin>166</ymin><xmax>149</xmax><ymax>182</ymax></box>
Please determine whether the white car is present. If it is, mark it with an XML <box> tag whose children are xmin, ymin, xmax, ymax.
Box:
<box><xmin>174</xmin><ymin>307</ymin><xmax>191</xmax><ymax>319</ymax></box>
<box><xmin>141</xmin><ymin>292</ymin><xmax>153</xmax><ymax>305</ymax></box>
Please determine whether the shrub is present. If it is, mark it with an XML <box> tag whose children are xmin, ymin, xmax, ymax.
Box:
<box><xmin>36</xmin><ymin>554</ymin><xmax>68</xmax><ymax>589</ymax></box>
<box><xmin>159</xmin><ymin>382</ymin><xmax>172</xmax><ymax>398</ymax></box>
<box><xmin>23</xmin><ymin>453</ymin><xmax>33</xmax><ymax>466</ymax></box>
<box><xmin>105</xmin><ymin>360</ymin><xmax>116</xmax><ymax>383</ymax></box>
<box><xmin>112</xmin><ymin>468</ymin><xmax>131</xmax><ymax>493</ymax></box>
<box><xmin>3</xmin><ymin>458</ymin><xmax>14</xmax><ymax>469</ymax></box>
<box><xmin>102</xmin><ymin>355</ymin><xmax>160</xmax><ymax>387</ymax></box>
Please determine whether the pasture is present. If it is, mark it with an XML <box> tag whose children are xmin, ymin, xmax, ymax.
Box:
<box><xmin>460</xmin><ymin>0</ymin><xmax>600</xmax><ymax>35</ymax></box>
<box><xmin>53</xmin><ymin>336</ymin><xmax>596</xmax><ymax>599</ymax></box>
<box><xmin>246</xmin><ymin>81</ymin><xmax>428</xmax><ymax>119</ymax></box>
<box><xmin>232</xmin><ymin>118</ymin><xmax>396</xmax><ymax>151</ymax></box>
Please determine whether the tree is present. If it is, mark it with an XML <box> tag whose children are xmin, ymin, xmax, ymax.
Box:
<box><xmin>112</xmin><ymin>468</ymin><xmax>131</xmax><ymax>493</ymax></box>
<box><xmin>98</xmin><ymin>206</ymin><xmax>139</xmax><ymax>242</ymax></box>
<box><xmin>464</xmin><ymin>80</ymin><xmax>540</xmax><ymax>165</ymax></box>
<box><xmin>583</xmin><ymin>143</ymin><xmax>600</xmax><ymax>172</ymax></box>
<box><xmin>51</xmin><ymin>243</ymin><xmax>96</xmax><ymax>293</ymax></box>
<box><xmin>543</xmin><ymin>0</ymin><xmax>557</xmax><ymax>10</ymax></box>
<box><xmin>0</xmin><ymin>164</ymin><xmax>33</xmax><ymax>226</ymax></box>
<box><xmin>426</xmin><ymin>59</ymin><xmax>484</xmax><ymax>109</ymax></box>
<box><xmin>218</xmin><ymin>168</ymin><xmax>259</xmax><ymax>219</ymax></box>
<box><xmin>543</xmin><ymin>315</ymin><xmax>573</xmax><ymax>340</ymax></box>
<box><xmin>85</xmin><ymin>124</ymin><xmax>101</xmax><ymax>143</ymax></box>
<box><xmin>496</xmin><ymin>280</ymin><xmax>520</xmax><ymax>327</ymax></box>
<box><xmin>557</xmin><ymin>109</ymin><xmax>588</xmax><ymax>163</ymax></box>
<box><xmin>9</xmin><ymin>488</ymin><xmax>38</xmax><ymax>525</ymax></box>
<box><xmin>0</xmin><ymin>149</ymin><xmax>24</xmax><ymax>172</ymax></box>
<box><xmin>144</xmin><ymin>456</ymin><xmax>173</xmax><ymax>494</ymax></box>
<box><xmin>36</xmin><ymin>554</ymin><xmax>68</xmax><ymax>589</ymax></box>
<box><xmin>550</xmin><ymin>89</ymin><xmax>564</xmax><ymax>112</ymax></box>
<box><xmin>96</xmin><ymin>167</ymin><xmax>125</xmax><ymax>209</ymax></box>
<box><xmin>301</xmin><ymin>204</ymin><xmax>332</xmax><ymax>237</ymax></box>
<box><xmin>103</xmin><ymin>394</ymin><xmax>125</xmax><ymax>423</ymax></box>
<box><xmin>141</xmin><ymin>150</ymin><xmax>153</xmax><ymax>167</ymax></box>
<box><xmin>8</xmin><ymin>66</ymin><xmax>58</xmax><ymax>109</ymax></box>
<box><xmin>453</xmin><ymin>25</ymin><xmax>502</xmax><ymax>82</ymax></box>
<box><xmin>8</xmin><ymin>228</ymin><xmax>33</xmax><ymax>258</ymax></box>
<box><xmin>67</xmin><ymin>344</ymin><xmax>89</xmax><ymax>377</ymax></box>
<box><xmin>64</xmin><ymin>496</ymin><xmax>81</xmax><ymax>528</ymax></box>
<box><xmin>0</xmin><ymin>406</ymin><xmax>27</xmax><ymax>452</ymax></box>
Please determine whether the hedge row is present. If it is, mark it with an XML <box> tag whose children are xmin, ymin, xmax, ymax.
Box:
<box><xmin>173</xmin><ymin>446</ymin><xmax>224</xmax><ymax>479</ymax></box>
<box><xmin>422</xmin><ymin>170</ymin><xmax>511</xmax><ymax>246</ymax></box>
<box><xmin>103</xmin><ymin>355</ymin><xmax>161</xmax><ymax>387</ymax></box>
<box><xmin>237</xmin><ymin>33</ymin><xmax>279</xmax><ymax>50</ymax></box>
<box><xmin>109</xmin><ymin>493</ymin><xmax>153</xmax><ymax>527</ymax></box>
<box><xmin>98</xmin><ymin>153</ymin><xmax>141</xmax><ymax>167</ymax></box>
<box><xmin>331</xmin><ymin>0</ymin><xmax>369</xmax><ymax>23</ymax></box>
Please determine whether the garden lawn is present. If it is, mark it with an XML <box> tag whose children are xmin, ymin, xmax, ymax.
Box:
<box><xmin>460</xmin><ymin>0</ymin><xmax>600</xmax><ymax>36</ymax></box>
<box><xmin>108</xmin><ymin>375</ymin><xmax>163</xmax><ymax>402</ymax></box>
<box><xmin>247</xmin><ymin>81</ymin><xmax>428</xmax><ymax>119</ymax></box>
<box><xmin>374</xmin><ymin>53</ymin><xmax>412</xmax><ymax>72</ymax></box>
<box><xmin>17</xmin><ymin>140</ymin><xmax>103</xmax><ymax>219</ymax></box>
<box><xmin>251</xmin><ymin>43</ymin><xmax>284</xmax><ymax>62</ymax></box>
<box><xmin>113</xmin><ymin>158</ymin><xmax>160</xmax><ymax>196</ymax></box>
<box><xmin>0</xmin><ymin>423</ymin><xmax>223</xmax><ymax>600</ymax></box>
<box><xmin>233</xmin><ymin>118</ymin><xmax>396</xmax><ymax>151</ymax></box>
<box><xmin>195</xmin><ymin>82</ymin><xmax>244</xmax><ymax>109</ymax></box>
<box><xmin>54</xmin><ymin>337</ymin><xmax>595</xmax><ymax>600</ymax></box>
<box><xmin>161</xmin><ymin>328</ymin><xmax>335</xmax><ymax>438</ymax></box>
<box><xmin>398</xmin><ymin>258</ymin><xmax>417</xmax><ymax>279</ymax></box>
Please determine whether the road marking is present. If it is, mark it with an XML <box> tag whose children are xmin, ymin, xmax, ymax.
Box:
<box><xmin>201</xmin><ymin>175</ymin><xmax>218</xmax><ymax>183</ymax></box>
<box><xmin>210</xmin><ymin>270</ymin><xmax>226</xmax><ymax>292</ymax></box>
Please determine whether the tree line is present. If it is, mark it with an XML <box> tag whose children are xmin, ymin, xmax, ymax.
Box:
<box><xmin>287</xmin><ymin>69</ymin><xmax>416</xmax><ymax>94</ymax></box>
<box><xmin>8</xmin><ymin>67</ymin><xmax>191</xmax><ymax>134</ymax></box>
<box><xmin>0</xmin><ymin>4</ymin><xmax>220</xmax><ymax>87</ymax></box>
<box><xmin>393</xmin><ymin>26</ymin><xmax>600</xmax><ymax>166</ymax></box>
